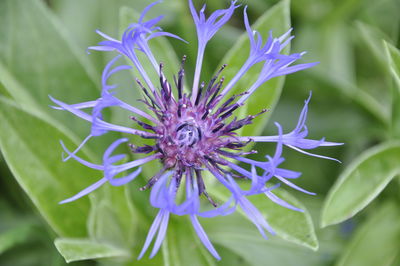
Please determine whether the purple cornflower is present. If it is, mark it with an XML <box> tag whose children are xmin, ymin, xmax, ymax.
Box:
<box><xmin>51</xmin><ymin>1</ymin><xmax>342</xmax><ymax>260</ymax></box>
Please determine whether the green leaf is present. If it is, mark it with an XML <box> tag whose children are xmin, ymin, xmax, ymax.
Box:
<box><xmin>385</xmin><ymin>41</ymin><xmax>400</xmax><ymax>139</ymax></box>
<box><xmin>356</xmin><ymin>22</ymin><xmax>392</xmax><ymax>68</ymax></box>
<box><xmin>208</xmin><ymin>185</ymin><xmax>318</xmax><ymax>250</ymax></box>
<box><xmin>353</xmin><ymin>22</ymin><xmax>392</xmax><ymax>114</ymax></box>
<box><xmin>321</xmin><ymin>142</ymin><xmax>400</xmax><ymax>227</ymax></box>
<box><xmin>336</xmin><ymin>202</ymin><xmax>400</xmax><ymax>266</ymax></box>
<box><xmin>0</xmin><ymin>61</ymin><xmax>46</xmax><ymax>116</ymax></box>
<box><xmin>0</xmin><ymin>97</ymin><xmax>99</xmax><ymax>237</ymax></box>
<box><xmin>202</xmin><ymin>214</ymin><xmax>322</xmax><ymax>266</ymax></box>
<box><xmin>385</xmin><ymin>42</ymin><xmax>400</xmax><ymax>81</ymax></box>
<box><xmin>87</xmin><ymin>185</ymin><xmax>138</xmax><ymax>248</ymax></box>
<box><xmin>0</xmin><ymin>0</ymin><xmax>100</xmax><ymax>139</ymax></box>
<box><xmin>0</xmin><ymin>223</ymin><xmax>34</xmax><ymax>254</ymax></box>
<box><xmin>216</xmin><ymin>0</ymin><xmax>291</xmax><ymax>137</ymax></box>
<box><xmin>54</xmin><ymin>238</ymin><xmax>129</xmax><ymax>263</ymax></box>
<box><xmin>297</xmin><ymin>22</ymin><xmax>388</xmax><ymax>125</ymax></box>
<box><xmin>0</xmin><ymin>54</ymin><xmax>140</xmax><ymax>252</ymax></box>
<box><xmin>255</xmin><ymin>189</ymin><xmax>318</xmax><ymax>250</ymax></box>
<box><xmin>322</xmin><ymin>0</ymin><xmax>364</xmax><ymax>25</ymax></box>
<box><xmin>309</xmin><ymin>70</ymin><xmax>389</xmax><ymax>125</ymax></box>
<box><xmin>319</xmin><ymin>23</ymin><xmax>355</xmax><ymax>85</ymax></box>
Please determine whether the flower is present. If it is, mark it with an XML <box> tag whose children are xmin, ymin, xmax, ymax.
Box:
<box><xmin>51</xmin><ymin>0</ymin><xmax>342</xmax><ymax>260</ymax></box>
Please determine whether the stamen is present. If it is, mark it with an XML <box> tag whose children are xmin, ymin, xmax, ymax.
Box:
<box><xmin>129</xmin><ymin>143</ymin><xmax>156</xmax><ymax>154</ymax></box>
<box><xmin>217</xmin><ymin>149</ymin><xmax>257</xmax><ymax>157</ymax></box>
<box><xmin>174</xmin><ymin>168</ymin><xmax>184</xmax><ymax>190</ymax></box>
<box><xmin>155</xmin><ymin>144</ymin><xmax>165</xmax><ymax>156</ymax></box>
<box><xmin>159</xmin><ymin>63</ymin><xmax>173</xmax><ymax>103</ymax></box>
<box><xmin>140</xmin><ymin>167</ymin><xmax>167</xmax><ymax>191</ymax></box>
<box><xmin>253</xmin><ymin>108</ymin><xmax>269</xmax><ymax>118</ymax></box>
<box><xmin>219</xmin><ymin>103</ymin><xmax>240</xmax><ymax>120</ymax></box>
<box><xmin>215</xmin><ymin>92</ymin><xmax>249</xmax><ymax>116</ymax></box>
<box><xmin>224</xmin><ymin>140</ymin><xmax>252</xmax><ymax>150</ymax></box>
<box><xmin>195</xmin><ymin>81</ymin><xmax>205</xmax><ymax>106</ymax></box>
<box><xmin>130</xmin><ymin>116</ymin><xmax>155</xmax><ymax>131</ymax></box>
<box><xmin>201</xmin><ymin>108</ymin><xmax>210</xmax><ymax>120</ymax></box>
<box><xmin>206</xmin><ymin>77</ymin><xmax>224</xmax><ymax>109</ymax></box>
<box><xmin>177</xmin><ymin>55</ymin><xmax>186</xmax><ymax>99</ymax></box>
<box><xmin>206</xmin><ymin>64</ymin><xmax>226</xmax><ymax>93</ymax></box>
<box><xmin>214</xmin><ymin>163</ymin><xmax>245</xmax><ymax>179</ymax></box>
<box><xmin>140</xmin><ymin>134</ymin><xmax>159</xmax><ymax>139</ymax></box>
<box><xmin>225</xmin><ymin>115</ymin><xmax>253</xmax><ymax>132</ymax></box>
<box><xmin>225</xmin><ymin>109</ymin><xmax>268</xmax><ymax>132</ymax></box>
<box><xmin>212</xmin><ymin>123</ymin><xmax>225</xmax><ymax>133</ymax></box>
<box><xmin>203</xmin><ymin>155</ymin><xmax>227</xmax><ymax>166</ymax></box>
<box><xmin>177</xmin><ymin>101</ymin><xmax>182</xmax><ymax>117</ymax></box>
<box><xmin>197</xmin><ymin>64</ymin><xmax>227</xmax><ymax>106</ymax></box>
<box><xmin>195</xmin><ymin>170</ymin><xmax>217</xmax><ymax>207</ymax></box>
<box><xmin>136</xmin><ymin>78</ymin><xmax>161</xmax><ymax>109</ymax></box>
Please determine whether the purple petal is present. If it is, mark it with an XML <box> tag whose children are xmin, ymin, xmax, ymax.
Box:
<box><xmin>95</xmin><ymin>29</ymin><xmax>120</xmax><ymax>42</ymax></box>
<box><xmin>107</xmin><ymin>167</ymin><xmax>142</xmax><ymax>186</ymax></box>
<box><xmin>49</xmin><ymin>96</ymin><xmax>92</xmax><ymax>122</ymax></box>
<box><xmin>138</xmin><ymin>209</ymin><xmax>165</xmax><ymax>260</ymax></box>
<box><xmin>61</xmin><ymin>135</ymin><xmax>92</xmax><ymax>162</ymax></box>
<box><xmin>243</xmin><ymin>6</ymin><xmax>255</xmax><ymax>48</ymax></box>
<box><xmin>238</xmin><ymin>93</ymin><xmax>343</xmax><ymax>161</ymax></box>
<box><xmin>287</xmin><ymin>145</ymin><xmax>342</xmax><ymax>162</ymax></box>
<box><xmin>264</xmin><ymin>190</ymin><xmax>304</xmax><ymax>212</ymax></box>
<box><xmin>147</xmin><ymin>31</ymin><xmax>187</xmax><ymax>43</ymax></box>
<box><xmin>188</xmin><ymin>0</ymin><xmax>199</xmax><ymax>23</ymax></box>
<box><xmin>150</xmin><ymin>210</ymin><xmax>170</xmax><ymax>258</ymax></box>
<box><xmin>275</xmin><ymin>175</ymin><xmax>316</xmax><ymax>195</ymax></box>
<box><xmin>87</xmin><ymin>46</ymin><xmax>116</xmax><ymax>52</ymax></box>
<box><xmin>238</xmin><ymin>195</ymin><xmax>275</xmax><ymax>238</ymax></box>
<box><xmin>109</xmin><ymin>153</ymin><xmax>161</xmax><ymax>175</ymax></box>
<box><xmin>59</xmin><ymin>177</ymin><xmax>107</xmax><ymax>204</ymax></box>
<box><xmin>271</xmin><ymin>62</ymin><xmax>319</xmax><ymax>78</ymax></box>
<box><xmin>227</xmin><ymin>162</ymin><xmax>253</xmax><ymax>179</ymax></box>
<box><xmin>102</xmin><ymin>139</ymin><xmax>160</xmax><ymax>185</ymax></box>
<box><xmin>190</xmin><ymin>215</ymin><xmax>221</xmax><ymax>260</ymax></box>
<box><xmin>150</xmin><ymin>171</ymin><xmax>172</xmax><ymax>208</ymax></box>
<box><xmin>92</xmin><ymin>118</ymin><xmax>157</xmax><ymax>137</ymax></box>
<box><xmin>103</xmin><ymin>138</ymin><xmax>128</xmax><ymax>160</ymax></box>
<box><xmin>190</xmin><ymin>0</ymin><xmax>239</xmax><ymax>102</ymax></box>
<box><xmin>274</xmin><ymin>168</ymin><xmax>302</xmax><ymax>179</ymax></box>
<box><xmin>60</xmin><ymin>140</ymin><xmax>103</xmax><ymax>170</ymax></box>
<box><xmin>139</xmin><ymin>1</ymin><xmax>162</xmax><ymax>23</ymax></box>
<box><xmin>50</xmin><ymin>100</ymin><xmax>98</xmax><ymax>110</ymax></box>
<box><xmin>199</xmin><ymin>197</ymin><xmax>236</xmax><ymax>218</ymax></box>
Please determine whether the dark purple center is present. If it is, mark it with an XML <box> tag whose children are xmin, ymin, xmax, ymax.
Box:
<box><xmin>176</xmin><ymin>123</ymin><xmax>201</xmax><ymax>147</ymax></box>
<box><xmin>132</xmin><ymin>58</ymin><xmax>263</xmax><ymax>200</ymax></box>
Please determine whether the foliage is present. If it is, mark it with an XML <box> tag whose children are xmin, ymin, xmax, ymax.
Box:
<box><xmin>0</xmin><ymin>0</ymin><xmax>399</xmax><ymax>265</ymax></box>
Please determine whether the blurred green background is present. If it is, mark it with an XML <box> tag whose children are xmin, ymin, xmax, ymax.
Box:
<box><xmin>0</xmin><ymin>0</ymin><xmax>399</xmax><ymax>265</ymax></box>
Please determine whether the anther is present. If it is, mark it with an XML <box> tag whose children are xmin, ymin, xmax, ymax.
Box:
<box><xmin>212</xmin><ymin>123</ymin><xmax>225</xmax><ymax>133</ymax></box>
<box><xmin>195</xmin><ymin>81</ymin><xmax>205</xmax><ymax>106</ymax></box>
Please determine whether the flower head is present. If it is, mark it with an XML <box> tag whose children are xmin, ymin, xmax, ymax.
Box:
<box><xmin>51</xmin><ymin>1</ymin><xmax>342</xmax><ymax>260</ymax></box>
